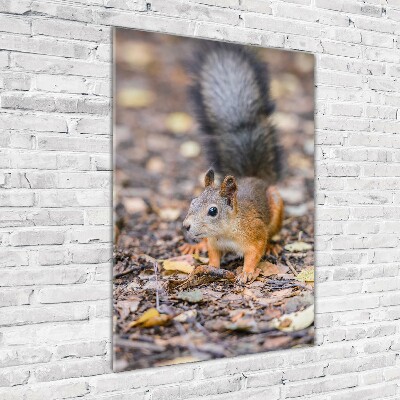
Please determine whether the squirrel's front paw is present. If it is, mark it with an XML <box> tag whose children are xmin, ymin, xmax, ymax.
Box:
<box><xmin>179</xmin><ymin>239</ymin><xmax>207</xmax><ymax>255</ymax></box>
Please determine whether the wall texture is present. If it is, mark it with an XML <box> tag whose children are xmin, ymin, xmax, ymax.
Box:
<box><xmin>0</xmin><ymin>0</ymin><xmax>399</xmax><ymax>399</ymax></box>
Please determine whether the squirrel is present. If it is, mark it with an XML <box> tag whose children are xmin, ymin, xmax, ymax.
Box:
<box><xmin>181</xmin><ymin>42</ymin><xmax>284</xmax><ymax>284</ymax></box>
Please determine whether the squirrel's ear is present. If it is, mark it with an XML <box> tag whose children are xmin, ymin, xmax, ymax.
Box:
<box><xmin>220</xmin><ymin>175</ymin><xmax>237</xmax><ymax>207</ymax></box>
<box><xmin>204</xmin><ymin>169</ymin><xmax>215</xmax><ymax>187</ymax></box>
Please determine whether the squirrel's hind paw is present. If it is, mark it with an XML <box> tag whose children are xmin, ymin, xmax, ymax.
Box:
<box><xmin>179</xmin><ymin>239</ymin><xmax>208</xmax><ymax>255</ymax></box>
<box><xmin>265</xmin><ymin>243</ymin><xmax>283</xmax><ymax>258</ymax></box>
<box><xmin>236</xmin><ymin>268</ymin><xmax>260</xmax><ymax>285</ymax></box>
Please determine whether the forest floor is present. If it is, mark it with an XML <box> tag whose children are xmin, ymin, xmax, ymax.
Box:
<box><xmin>113</xmin><ymin>29</ymin><xmax>315</xmax><ymax>372</ymax></box>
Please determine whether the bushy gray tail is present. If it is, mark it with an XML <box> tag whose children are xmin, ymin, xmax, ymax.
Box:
<box><xmin>189</xmin><ymin>42</ymin><xmax>282</xmax><ymax>184</ymax></box>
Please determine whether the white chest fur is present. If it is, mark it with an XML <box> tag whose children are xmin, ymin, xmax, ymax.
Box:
<box><xmin>215</xmin><ymin>237</ymin><xmax>243</xmax><ymax>256</ymax></box>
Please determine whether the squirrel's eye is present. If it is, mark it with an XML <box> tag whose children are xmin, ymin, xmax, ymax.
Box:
<box><xmin>207</xmin><ymin>207</ymin><xmax>218</xmax><ymax>217</ymax></box>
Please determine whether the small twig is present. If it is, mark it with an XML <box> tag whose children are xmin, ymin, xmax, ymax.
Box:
<box><xmin>154</xmin><ymin>261</ymin><xmax>160</xmax><ymax>311</ymax></box>
<box><xmin>113</xmin><ymin>268</ymin><xmax>136</xmax><ymax>279</ymax></box>
<box><xmin>298</xmin><ymin>231</ymin><xmax>303</xmax><ymax>242</ymax></box>
<box><xmin>286</xmin><ymin>259</ymin><xmax>298</xmax><ymax>276</ymax></box>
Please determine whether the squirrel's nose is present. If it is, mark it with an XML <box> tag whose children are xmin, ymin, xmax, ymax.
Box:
<box><xmin>183</xmin><ymin>222</ymin><xmax>191</xmax><ymax>232</ymax></box>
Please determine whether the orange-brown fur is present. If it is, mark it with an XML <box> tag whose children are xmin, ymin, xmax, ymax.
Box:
<box><xmin>182</xmin><ymin>172</ymin><xmax>284</xmax><ymax>283</ymax></box>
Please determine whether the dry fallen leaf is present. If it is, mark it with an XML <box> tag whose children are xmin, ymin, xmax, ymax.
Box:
<box><xmin>180</xmin><ymin>141</ymin><xmax>201</xmax><ymax>158</ymax></box>
<box><xmin>257</xmin><ymin>288</ymin><xmax>293</xmax><ymax>306</ymax></box>
<box><xmin>165</xmin><ymin>112</ymin><xmax>193</xmax><ymax>134</ymax></box>
<box><xmin>174</xmin><ymin>309</ymin><xmax>197</xmax><ymax>323</ymax></box>
<box><xmin>231</xmin><ymin>310</ymin><xmax>246</xmax><ymax>323</ymax></box>
<box><xmin>284</xmin><ymin>241</ymin><xmax>312</xmax><ymax>252</ymax></box>
<box><xmin>118</xmin><ymin>88</ymin><xmax>155</xmax><ymax>109</ymax></box>
<box><xmin>162</xmin><ymin>255</ymin><xmax>195</xmax><ymax>274</ymax></box>
<box><xmin>270</xmin><ymin>79</ymin><xmax>285</xmax><ymax>99</ymax></box>
<box><xmin>117</xmin><ymin>296</ymin><xmax>141</xmax><ymax>320</ymax></box>
<box><xmin>129</xmin><ymin>300</ymin><xmax>140</xmax><ymax>313</ymax></box>
<box><xmin>124</xmin><ymin>197</ymin><xmax>147</xmax><ymax>214</ymax></box>
<box><xmin>258</xmin><ymin>261</ymin><xmax>280</xmax><ymax>277</ymax></box>
<box><xmin>128</xmin><ymin>308</ymin><xmax>170</xmax><ymax>329</ymax></box>
<box><xmin>192</xmin><ymin>254</ymin><xmax>209</xmax><ymax>264</ymax></box>
<box><xmin>177</xmin><ymin>289</ymin><xmax>203</xmax><ymax>303</ymax></box>
<box><xmin>158</xmin><ymin>208</ymin><xmax>181</xmax><ymax>222</ymax></box>
<box><xmin>225</xmin><ymin>316</ymin><xmax>258</xmax><ymax>333</ymax></box>
<box><xmin>129</xmin><ymin>307</ymin><xmax>157</xmax><ymax>326</ymax></box>
<box><xmin>296</xmin><ymin>267</ymin><xmax>314</xmax><ymax>283</ymax></box>
<box><xmin>146</xmin><ymin>157</ymin><xmax>165</xmax><ymax>173</ymax></box>
<box><xmin>271</xmin><ymin>304</ymin><xmax>314</xmax><ymax>332</ymax></box>
<box><xmin>116</xmin><ymin>301</ymin><xmax>133</xmax><ymax>320</ymax></box>
<box><xmin>288</xmin><ymin>152</ymin><xmax>312</xmax><ymax>170</ymax></box>
<box><xmin>119</xmin><ymin>42</ymin><xmax>155</xmax><ymax>70</ymax></box>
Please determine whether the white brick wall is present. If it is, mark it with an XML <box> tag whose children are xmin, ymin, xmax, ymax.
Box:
<box><xmin>0</xmin><ymin>0</ymin><xmax>399</xmax><ymax>399</ymax></box>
